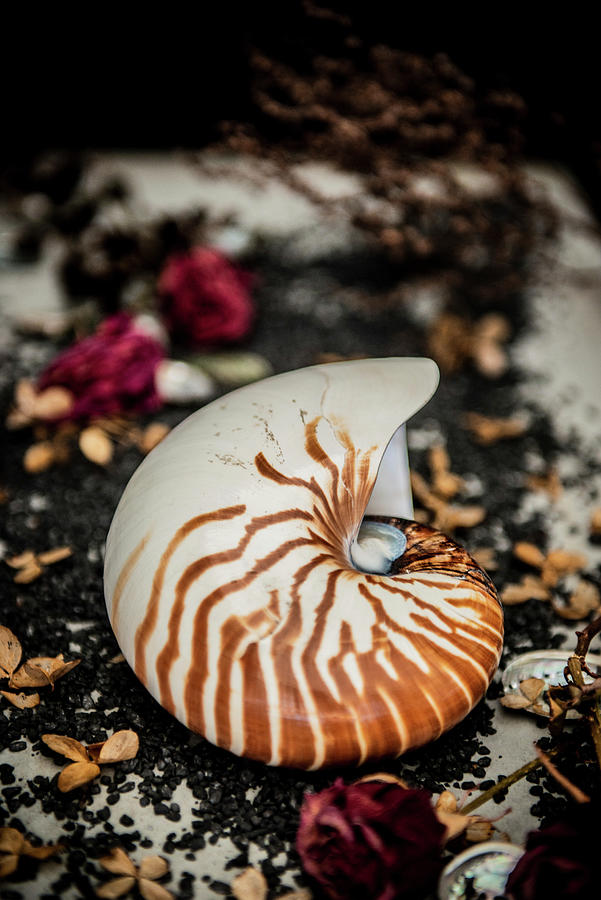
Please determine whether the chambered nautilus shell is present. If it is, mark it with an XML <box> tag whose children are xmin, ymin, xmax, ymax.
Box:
<box><xmin>104</xmin><ymin>358</ymin><xmax>503</xmax><ymax>769</ymax></box>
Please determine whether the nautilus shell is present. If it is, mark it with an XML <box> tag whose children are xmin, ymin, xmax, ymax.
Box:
<box><xmin>104</xmin><ymin>358</ymin><xmax>503</xmax><ymax>769</ymax></box>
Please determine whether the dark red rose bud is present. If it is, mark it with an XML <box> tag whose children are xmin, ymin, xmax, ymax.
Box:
<box><xmin>297</xmin><ymin>778</ymin><xmax>446</xmax><ymax>900</ymax></box>
<box><xmin>38</xmin><ymin>313</ymin><xmax>164</xmax><ymax>421</ymax></box>
<box><xmin>506</xmin><ymin>803</ymin><xmax>599</xmax><ymax>899</ymax></box>
<box><xmin>158</xmin><ymin>246</ymin><xmax>255</xmax><ymax>347</ymax></box>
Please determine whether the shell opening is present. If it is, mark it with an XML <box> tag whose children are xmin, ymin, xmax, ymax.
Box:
<box><xmin>350</xmin><ymin>521</ymin><xmax>407</xmax><ymax>574</ymax></box>
<box><xmin>350</xmin><ymin>422</ymin><xmax>411</xmax><ymax>573</ymax></box>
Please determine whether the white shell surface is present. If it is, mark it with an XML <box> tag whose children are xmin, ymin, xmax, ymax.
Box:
<box><xmin>104</xmin><ymin>357</ymin><xmax>503</xmax><ymax>768</ymax></box>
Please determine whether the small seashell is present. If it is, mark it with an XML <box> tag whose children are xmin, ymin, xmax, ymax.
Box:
<box><xmin>438</xmin><ymin>841</ymin><xmax>524</xmax><ymax>900</ymax></box>
<box><xmin>501</xmin><ymin>649</ymin><xmax>601</xmax><ymax>717</ymax></box>
<box><xmin>104</xmin><ymin>358</ymin><xmax>503</xmax><ymax>768</ymax></box>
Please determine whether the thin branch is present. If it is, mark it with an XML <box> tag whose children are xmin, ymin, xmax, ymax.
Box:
<box><xmin>534</xmin><ymin>746</ymin><xmax>590</xmax><ymax>803</ymax></box>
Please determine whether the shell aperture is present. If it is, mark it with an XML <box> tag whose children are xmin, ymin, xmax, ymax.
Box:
<box><xmin>104</xmin><ymin>357</ymin><xmax>503</xmax><ymax>768</ymax></box>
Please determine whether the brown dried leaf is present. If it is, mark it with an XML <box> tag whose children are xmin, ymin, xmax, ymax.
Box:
<box><xmin>96</xmin><ymin>875</ymin><xmax>137</xmax><ymax>898</ymax></box>
<box><xmin>0</xmin><ymin>827</ymin><xmax>25</xmax><ymax>854</ymax></box>
<box><xmin>409</xmin><ymin>471</ymin><xmax>444</xmax><ymax>512</ymax></box>
<box><xmin>278</xmin><ymin>892</ymin><xmax>312</xmax><ymax>900</ymax></box>
<box><xmin>21</xmin><ymin>838</ymin><xmax>63</xmax><ymax>860</ymax></box>
<box><xmin>138</xmin><ymin>856</ymin><xmax>169</xmax><ymax>880</ymax></box>
<box><xmin>1</xmin><ymin>690</ymin><xmax>40</xmax><ymax>709</ymax></box>
<box><xmin>13</xmin><ymin>561</ymin><xmax>44</xmax><ymax>584</ymax></box>
<box><xmin>513</xmin><ymin>542</ymin><xmax>545</xmax><ymax>569</ymax></box>
<box><xmin>471</xmin><ymin>338</ymin><xmax>508</xmax><ymax>379</ymax></box>
<box><xmin>99</xmin><ymin>848</ymin><xmax>137</xmax><ymax>877</ymax></box>
<box><xmin>500</xmin><ymin>693</ymin><xmax>534</xmax><ymax>709</ymax></box>
<box><xmin>139</xmin><ymin>879</ymin><xmax>175</xmax><ymax>900</ymax></box>
<box><xmin>519</xmin><ymin>677</ymin><xmax>545</xmax><ymax>702</ymax></box>
<box><xmin>108</xmin><ymin>653</ymin><xmax>125</xmax><ymax>665</ymax></box>
<box><xmin>434</xmin><ymin>504</ymin><xmax>486</xmax><ymax>532</ymax></box>
<box><xmin>553</xmin><ymin>580</ymin><xmax>601</xmax><ymax>620</ymax></box>
<box><xmin>0</xmin><ymin>854</ymin><xmax>20</xmax><ymax>878</ymax></box>
<box><xmin>500</xmin><ymin>576</ymin><xmax>550</xmax><ymax>605</ymax></box>
<box><xmin>464</xmin><ymin>412</ymin><xmax>528</xmax><ymax>446</ymax></box>
<box><xmin>37</xmin><ymin>546</ymin><xmax>72</xmax><ymax>566</ymax></box>
<box><xmin>11</xmin><ymin>655</ymin><xmax>80</xmax><ymax>688</ymax></box>
<box><xmin>0</xmin><ymin>626</ymin><xmax>22</xmax><ymax>678</ymax></box>
<box><xmin>42</xmin><ymin>733</ymin><xmax>89</xmax><ymax>762</ymax></box>
<box><xmin>231</xmin><ymin>866</ymin><xmax>268</xmax><ymax>900</ymax></box>
<box><xmin>31</xmin><ymin>386</ymin><xmax>74</xmax><ymax>421</ymax></box>
<box><xmin>435</xmin><ymin>790</ymin><xmax>458</xmax><ymax>813</ymax></box>
<box><xmin>15</xmin><ymin>379</ymin><xmax>38</xmax><ymax>416</ymax></box>
<box><xmin>57</xmin><ymin>761</ymin><xmax>100</xmax><ymax>792</ymax></box>
<box><xmin>545</xmin><ymin>549</ymin><xmax>587</xmax><ymax>574</ymax></box>
<box><xmin>526</xmin><ymin>469</ymin><xmax>562</xmax><ymax>500</ymax></box>
<box><xmin>427</xmin><ymin>313</ymin><xmax>471</xmax><ymax>374</ymax></box>
<box><xmin>5</xmin><ymin>551</ymin><xmax>36</xmax><ymax>569</ymax></box>
<box><xmin>465</xmin><ymin>820</ymin><xmax>496</xmax><ymax>843</ymax></box>
<box><xmin>79</xmin><ymin>426</ymin><xmax>113</xmax><ymax>466</ymax></box>
<box><xmin>437</xmin><ymin>810</ymin><xmax>480</xmax><ymax>842</ymax></box>
<box><xmin>138</xmin><ymin>423</ymin><xmax>170</xmax><ymax>455</ymax></box>
<box><xmin>470</xmin><ymin>547</ymin><xmax>498</xmax><ymax>571</ymax></box>
<box><xmin>23</xmin><ymin>442</ymin><xmax>56</xmax><ymax>473</ymax></box>
<box><xmin>96</xmin><ymin>730</ymin><xmax>139</xmax><ymax>764</ymax></box>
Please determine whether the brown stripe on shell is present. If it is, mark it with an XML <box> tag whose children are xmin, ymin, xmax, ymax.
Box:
<box><xmin>110</xmin><ymin>532</ymin><xmax>150</xmax><ymax>631</ymax></box>
<box><xmin>134</xmin><ymin>505</ymin><xmax>246</xmax><ymax>685</ymax></box>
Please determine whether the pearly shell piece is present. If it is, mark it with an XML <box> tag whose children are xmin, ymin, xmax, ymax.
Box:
<box><xmin>438</xmin><ymin>842</ymin><xmax>524</xmax><ymax>899</ymax></box>
<box><xmin>104</xmin><ymin>358</ymin><xmax>503</xmax><ymax>768</ymax></box>
<box><xmin>502</xmin><ymin>649</ymin><xmax>601</xmax><ymax>717</ymax></box>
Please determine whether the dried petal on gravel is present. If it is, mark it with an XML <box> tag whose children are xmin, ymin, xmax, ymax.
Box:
<box><xmin>79</xmin><ymin>426</ymin><xmax>114</xmax><ymax>465</ymax></box>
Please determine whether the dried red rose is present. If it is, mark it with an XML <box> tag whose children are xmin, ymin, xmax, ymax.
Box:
<box><xmin>506</xmin><ymin>803</ymin><xmax>599</xmax><ymax>899</ymax></box>
<box><xmin>297</xmin><ymin>778</ymin><xmax>445</xmax><ymax>900</ymax></box>
<box><xmin>38</xmin><ymin>313</ymin><xmax>164</xmax><ymax>421</ymax></box>
<box><xmin>159</xmin><ymin>247</ymin><xmax>254</xmax><ymax>347</ymax></box>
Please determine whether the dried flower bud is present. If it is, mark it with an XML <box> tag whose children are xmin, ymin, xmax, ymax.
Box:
<box><xmin>506</xmin><ymin>803</ymin><xmax>600</xmax><ymax>899</ymax></box>
<box><xmin>159</xmin><ymin>247</ymin><xmax>255</xmax><ymax>347</ymax></box>
<box><xmin>38</xmin><ymin>313</ymin><xmax>164</xmax><ymax>422</ymax></box>
<box><xmin>297</xmin><ymin>778</ymin><xmax>445</xmax><ymax>900</ymax></box>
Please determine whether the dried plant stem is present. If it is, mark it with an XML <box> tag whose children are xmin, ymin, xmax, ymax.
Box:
<box><xmin>570</xmin><ymin>612</ymin><xmax>601</xmax><ymax>773</ymax></box>
<box><xmin>534</xmin><ymin>746</ymin><xmax>590</xmax><ymax>803</ymax></box>
<box><xmin>461</xmin><ymin>746</ymin><xmax>560</xmax><ymax>815</ymax></box>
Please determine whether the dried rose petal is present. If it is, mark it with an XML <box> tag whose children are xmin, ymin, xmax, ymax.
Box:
<box><xmin>57</xmin><ymin>760</ymin><xmax>100</xmax><ymax>792</ymax></box>
<box><xmin>37</xmin><ymin>546</ymin><xmax>72</xmax><ymax>566</ymax></box>
<box><xmin>1</xmin><ymin>690</ymin><xmax>40</xmax><ymax>709</ymax></box>
<box><xmin>138</xmin><ymin>423</ymin><xmax>170</xmax><ymax>455</ymax></box>
<box><xmin>38</xmin><ymin>313</ymin><xmax>164</xmax><ymax>422</ymax></box>
<box><xmin>139</xmin><ymin>880</ymin><xmax>174</xmax><ymax>900</ymax></box>
<box><xmin>231</xmin><ymin>866</ymin><xmax>267</xmax><ymax>900</ymax></box>
<box><xmin>297</xmin><ymin>778</ymin><xmax>445</xmax><ymax>900</ymax></box>
<box><xmin>42</xmin><ymin>733</ymin><xmax>89</xmax><ymax>762</ymax></box>
<box><xmin>0</xmin><ymin>626</ymin><xmax>22</xmax><ymax>678</ymax></box>
<box><xmin>159</xmin><ymin>247</ymin><xmax>255</xmax><ymax>347</ymax></box>
<box><xmin>513</xmin><ymin>542</ymin><xmax>546</xmax><ymax>569</ymax></box>
<box><xmin>79</xmin><ymin>427</ymin><xmax>114</xmax><ymax>465</ymax></box>
<box><xmin>13</xmin><ymin>561</ymin><xmax>44</xmax><ymax>584</ymax></box>
<box><xmin>23</xmin><ymin>442</ymin><xmax>55</xmax><ymax>473</ymax></box>
<box><xmin>11</xmin><ymin>655</ymin><xmax>80</xmax><ymax>689</ymax></box>
<box><xmin>96</xmin><ymin>875</ymin><xmax>137</xmax><ymax>898</ymax></box>
<box><xmin>89</xmin><ymin>729</ymin><xmax>139</xmax><ymax>764</ymax></box>
<box><xmin>99</xmin><ymin>847</ymin><xmax>137</xmax><ymax>877</ymax></box>
<box><xmin>138</xmin><ymin>857</ymin><xmax>168</xmax><ymax>881</ymax></box>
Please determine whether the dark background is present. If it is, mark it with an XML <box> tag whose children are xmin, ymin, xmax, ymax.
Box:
<box><xmin>4</xmin><ymin>7</ymin><xmax>600</xmax><ymax>213</ymax></box>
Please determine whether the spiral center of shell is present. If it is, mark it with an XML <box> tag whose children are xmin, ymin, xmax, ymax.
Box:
<box><xmin>349</xmin><ymin>520</ymin><xmax>407</xmax><ymax>574</ymax></box>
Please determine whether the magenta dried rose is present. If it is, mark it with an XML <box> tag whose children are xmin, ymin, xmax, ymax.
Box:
<box><xmin>158</xmin><ymin>246</ymin><xmax>255</xmax><ymax>347</ymax></box>
<box><xmin>297</xmin><ymin>778</ymin><xmax>445</xmax><ymax>900</ymax></box>
<box><xmin>506</xmin><ymin>803</ymin><xmax>599</xmax><ymax>899</ymax></box>
<box><xmin>38</xmin><ymin>313</ymin><xmax>164</xmax><ymax>421</ymax></box>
